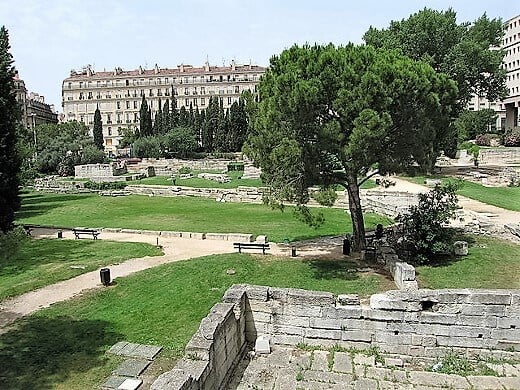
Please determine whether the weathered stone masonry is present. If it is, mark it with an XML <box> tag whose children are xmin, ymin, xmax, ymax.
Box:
<box><xmin>152</xmin><ymin>285</ymin><xmax>520</xmax><ymax>389</ymax></box>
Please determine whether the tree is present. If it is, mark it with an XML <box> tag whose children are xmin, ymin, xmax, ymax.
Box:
<box><xmin>364</xmin><ymin>9</ymin><xmax>506</xmax><ymax>106</ymax></box>
<box><xmin>93</xmin><ymin>106</ymin><xmax>104</xmax><ymax>150</ymax></box>
<box><xmin>139</xmin><ymin>96</ymin><xmax>152</xmax><ymax>136</ymax></box>
<box><xmin>152</xmin><ymin>99</ymin><xmax>163</xmax><ymax>135</ymax></box>
<box><xmin>454</xmin><ymin>108</ymin><xmax>497</xmax><ymax>142</ymax></box>
<box><xmin>228</xmin><ymin>99</ymin><xmax>249</xmax><ymax>151</ymax></box>
<box><xmin>245</xmin><ymin>43</ymin><xmax>457</xmax><ymax>251</ymax></box>
<box><xmin>131</xmin><ymin>136</ymin><xmax>163</xmax><ymax>158</ymax></box>
<box><xmin>164</xmin><ymin>127</ymin><xmax>198</xmax><ymax>158</ymax></box>
<box><xmin>0</xmin><ymin>26</ymin><xmax>21</xmax><ymax>233</ymax></box>
<box><xmin>396</xmin><ymin>182</ymin><xmax>460</xmax><ymax>264</ymax></box>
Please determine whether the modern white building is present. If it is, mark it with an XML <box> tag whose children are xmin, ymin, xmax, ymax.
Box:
<box><xmin>503</xmin><ymin>14</ymin><xmax>520</xmax><ymax>129</ymax></box>
<box><xmin>62</xmin><ymin>61</ymin><xmax>266</xmax><ymax>154</ymax></box>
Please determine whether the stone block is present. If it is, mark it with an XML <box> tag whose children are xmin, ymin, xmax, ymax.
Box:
<box><xmin>436</xmin><ymin>290</ymin><xmax>472</xmax><ymax>304</ymax></box>
<box><xmin>466</xmin><ymin>375</ymin><xmax>503</xmax><ymax>389</ymax></box>
<box><xmin>273</xmin><ymin>325</ymin><xmax>304</xmax><ymax>336</ymax></box>
<box><xmin>370</xmin><ymin>293</ymin><xmax>421</xmax><ymax>312</ymax></box>
<box><xmin>227</xmin><ymin>233</ymin><xmax>253</xmax><ymax>242</ymax></box>
<box><xmin>457</xmin><ymin>315</ymin><xmax>497</xmax><ymax>328</ymax></box>
<box><xmin>117</xmin><ymin>378</ymin><xmax>143</xmax><ymax>390</ymax></box>
<box><xmin>121</xmin><ymin>229</ymin><xmax>141</xmax><ymax>234</ymax></box>
<box><xmin>436</xmin><ymin>336</ymin><xmax>489</xmax><ymax>349</ymax></box>
<box><xmin>311</xmin><ymin>350</ymin><xmax>330</xmax><ymax>371</ymax></box>
<box><xmin>499</xmin><ymin>376</ymin><xmax>520</xmax><ymax>389</ymax></box>
<box><xmin>341</xmin><ymin>330</ymin><xmax>373</xmax><ymax>342</ymax></box>
<box><xmin>114</xmin><ymin>359</ymin><xmax>151</xmax><ymax>377</ymax></box>
<box><xmin>160</xmin><ymin>231</ymin><xmax>182</xmax><ymax>238</ymax></box>
<box><xmin>205</xmin><ymin>233</ymin><xmax>228</xmax><ymax>240</ymax></box>
<box><xmin>332</xmin><ymin>351</ymin><xmax>353</xmax><ymax>373</ymax></box>
<box><xmin>287</xmin><ymin>288</ymin><xmax>335</xmax><ymax>306</ymax></box>
<box><xmin>140</xmin><ymin>230</ymin><xmax>161</xmax><ymax>236</ymax></box>
<box><xmin>190</xmin><ymin>232</ymin><xmax>206</xmax><ymax>240</ymax></box>
<box><xmin>272</xmin><ymin>334</ymin><xmax>303</xmax><ymax>346</ymax></box>
<box><xmin>323</xmin><ymin>306</ymin><xmax>362</xmax><ymax>319</ymax></box>
<box><xmin>353</xmin><ymin>354</ymin><xmax>375</xmax><ymax>366</ymax></box>
<box><xmin>365</xmin><ymin>366</ymin><xmax>408</xmax><ymax>383</ymax></box>
<box><xmin>461</xmin><ymin>304</ymin><xmax>505</xmax><ymax>316</ymax></box>
<box><xmin>354</xmin><ymin>378</ymin><xmax>378</xmax><ymax>389</ymax></box>
<box><xmin>374</xmin><ymin>332</ymin><xmax>412</xmax><ymax>346</ymax></box>
<box><xmin>337</xmin><ymin>294</ymin><xmax>360</xmax><ymax>306</ymax></box>
<box><xmin>273</xmin><ymin>314</ymin><xmax>309</xmax><ymax>327</ymax></box>
<box><xmin>310</xmin><ymin>317</ymin><xmax>342</xmax><ymax>330</ymax></box>
<box><xmin>255</xmin><ymin>235</ymin><xmax>268</xmax><ymax>244</ymax></box>
<box><xmin>363</xmin><ymin>308</ymin><xmax>405</xmax><ymax>322</ymax></box>
<box><xmin>467</xmin><ymin>291</ymin><xmax>512</xmax><ymax>305</ymax></box>
<box><xmin>222</xmin><ymin>284</ymin><xmax>247</xmax><ymax>303</ymax></box>
<box><xmin>453</xmin><ymin>241</ymin><xmax>468</xmax><ymax>256</ymax></box>
<box><xmin>497</xmin><ymin>317</ymin><xmax>520</xmax><ymax>329</ymax></box>
<box><xmin>384</xmin><ymin>357</ymin><xmax>404</xmax><ymax>367</ymax></box>
<box><xmin>419</xmin><ymin>312</ymin><xmax>457</xmax><ymax>325</ymax></box>
<box><xmin>268</xmin><ymin>287</ymin><xmax>289</xmax><ymax>302</ymax></box>
<box><xmin>408</xmin><ymin>371</ymin><xmax>470</xmax><ymax>388</ymax></box>
<box><xmin>305</xmin><ymin>328</ymin><xmax>341</xmax><ymax>340</ymax></box>
<box><xmin>254</xmin><ymin>335</ymin><xmax>271</xmax><ymax>354</ymax></box>
<box><xmin>245</xmin><ymin>285</ymin><xmax>270</xmax><ymax>301</ymax></box>
<box><xmin>492</xmin><ymin>328</ymin><xmax>520</xmax><ymax>341</ymax></box>
<box><xmin>284</xmin><ymin>304</ymin><xmax>322</xmax><ymax>317</ymax></box>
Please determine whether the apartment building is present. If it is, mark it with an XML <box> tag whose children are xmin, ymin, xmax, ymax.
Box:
<box><xmin>14</xmin><ymin>71</ymin><xmax>58</xmax><ymax>129</ymax></box>
<box><xmin>62</xmin><ymin>61</ymin><xmax>266</xmax><ymax>154</ymax></box>
<box><xmin>503</xmin><ymin>14</ymin><xmax>520</xmax><ymax>129</ymax></box>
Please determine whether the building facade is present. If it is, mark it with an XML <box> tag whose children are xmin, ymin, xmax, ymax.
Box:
<box><xmin>13</xmin><ymin>71</ymin><xmax>58</xmax><ymax>129</ymax></box>
<box><xmin>62</xmin><ymin>61</ymin><xmax>266</xmax><ymax>155</ymax></box>
<box><xmin>503</xmin><ymin>14</ymin><xmax>520</xmax><ymax>129</ymax></box>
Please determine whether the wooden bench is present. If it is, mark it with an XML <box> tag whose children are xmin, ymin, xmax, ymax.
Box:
<box><xmin>73</xmin><ymin>228</ymin><xmax>100</xmax><ymax>240</ymax></box>
<box><xmin>233</xmin><ymin>242</ymin><xmax>270</xmax><ymax>255</ymax></box>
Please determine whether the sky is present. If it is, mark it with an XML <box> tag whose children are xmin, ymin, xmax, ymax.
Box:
<box><xmin>2</xmin><ymin>0</ymin><xmax>519</xmax><ymax>110</ymax></box>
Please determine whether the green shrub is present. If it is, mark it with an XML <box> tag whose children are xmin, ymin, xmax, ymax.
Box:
<box><xmin>396</xmin><ymin>181</ymin><xmax>460</xmax><ymax>264</ymax></box>
<box><xmin>475</xmin><ymin>133</ymin><xmax>499</xmax><ymax>146</ymax></box>
<box><xmin>177</xmin><ymin>166</ymin><xmax>192</xmax><ymax>174</ymax></box>
<box><xmin>504</xmin><ymin>128</ymin><xmax>520</xmax><ymax>147</ymax></box>
<box><xmin>0</xmin><ymin>227</ymin><xmax>28</xmax><ymax>262</ymax></box>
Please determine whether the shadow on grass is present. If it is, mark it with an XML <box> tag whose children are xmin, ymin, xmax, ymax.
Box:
<box><xmin>16</xmin><ymin>193</ymin><xmax>93</xmax><ymax>220</ymax></box>
<box><xmin>304</xmin><ymin>259</ymin><xmax>361</xmax><ymax>280</ymax></box>
<box><xmin>417</xmin><ymin>234</ymin><xmax>478</xmax><ymax>268</ymax></box>
<box><xmin>0</xmin><ymin>315</ymin><xmax>122</xmax><ymax>389</ymax></box>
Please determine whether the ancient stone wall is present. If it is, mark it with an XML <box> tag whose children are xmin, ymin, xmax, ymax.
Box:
<box><xmin>479</xmin><ymin>148</ymin><xmax>520</xmax><ymax>165</ymax></box>
<box><xmin>151</xmin><ymin>285</ymin><xmax>520</xmax><ymax>389</ymax></box>
<box><xmin>362</xmin><ymin>190</ymin><xmax>419</xmax><ymax>218</ymax></box>
<box><xmin>151</xmin><ymin>291</ymin><xmax>250</xmax><ymax>390</ymax></box>
<box><xmin>126</xmin><ymin>158</ymin><xmax>235</xmax><ymax>175</ymax></box>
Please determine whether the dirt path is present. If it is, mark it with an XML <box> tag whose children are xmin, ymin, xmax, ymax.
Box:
<box><xmin>389</xmin><ymin>176</ymin><xmax>520</xmax><ymax>226</ymax></box>
<box><xmin>0</xmin><ymin>229</ymin><xmax>240</xmax><ymax>330</ymax></box>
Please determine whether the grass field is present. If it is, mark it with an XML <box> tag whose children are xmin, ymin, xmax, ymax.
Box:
<box><xmin>16</xmin><ymin>191</ymin><xmax>391</xmax><ymax>242</ymax></box>
<box><xmin>0</xmin><ymin>237</ymin><xmax>163</xmax><ymax>301</ymax></box>
<box><xmin>402</xmin><ymin>175</ymin><xmax>520</xmax><ymax>212</ymax></box>
<box><xmin>416</xmin><ymin>235</ymin><xmax>520</xmax><ymax>289</ymax></box>
<box><xmin>0</xmin><ymin>252</ymin><xmax>393</xmax><ymax>389</ymax></box>
<box><xmin>134</xmin><ymin>170</ymin><xmax>264</xmax><ymax>188</ymax></box>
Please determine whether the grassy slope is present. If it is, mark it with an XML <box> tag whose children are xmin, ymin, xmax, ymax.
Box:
<box><xmin>0</xmin><ymin>238</ymin><xmax>163</xmax><ymax>301</ymax></box>
<box><xmin>402</xmin><ymin>176</ymin><xmax>520</xmax><ymax>212</ymax></box>
<box><xmin>17</xmin><ymin>191</ymin><xmax>392</xmax><ymax>242</ymax></box>
<box><xmin>0</xmin><ymin>253</ymin><xmax>393</xmax><ymax>389</ymax></box>
<box><xmin>416</xmin><ymin>235</ymin><xmax>520</xmax><ymax>289</ymax></box>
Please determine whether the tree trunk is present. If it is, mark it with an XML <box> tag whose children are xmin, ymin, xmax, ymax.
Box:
<box><xmin>346</xmin><ymin>174</ymin><xmax>366</xmax><ymax>252</ymax></box>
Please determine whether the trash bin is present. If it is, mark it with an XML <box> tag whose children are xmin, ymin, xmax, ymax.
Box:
<box><xmin>291</xmin><ymin>246</ymin><xmax>297</xmax><ymax>257</ymax></box>
<box><xmin>343</xmin><ymin>239</ymin><xmax>351</xmax><ymax>255</ymax></box>
<box><xmin>57</xmin><ymin>230</ymin><xmax>63</xmax><ymax>239</ymax></box>
<box><xmin>100</xmin><ymin>268</ymin><xmax>111</xmax><ymax>286</ymax></box>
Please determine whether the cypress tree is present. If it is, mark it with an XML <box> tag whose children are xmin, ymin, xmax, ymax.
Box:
<box><xmin>162</xmin><ymin>99</ymin><xmax>170</xmax><ymax>133</ymax></box>
<box><xmin>93</xmin><ymin>106</ymin><xmax>104</xmax><ymax>150</ymax></box>
<box><xmin>139</xmin><ymin>96</ymin><xmax>152</xmax><ymax>136</ymax></box>
<box><xmin>0</xmin><ymin>26</ymin><xmax>21</xmax><ymax>232</ymax></box>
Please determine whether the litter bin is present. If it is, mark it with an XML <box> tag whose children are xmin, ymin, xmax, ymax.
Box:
<box><xmin>291</xmin><ymin>246</ymin><xmax>297</xmax><ymax>257</ymax></box>
<box><xmin>343</xmin><ymin>239</ymin><xmax>351</xmax><ymax>255</ymax></box>
<box><xmin>100</xmin><ymin>268</ymin><xmax>111</xmax><ymax>286</ymax></box>
<box><xmin>57</xmin><ymin>230</ymin><xmax>63</xmax><ymax>239</ymax></box>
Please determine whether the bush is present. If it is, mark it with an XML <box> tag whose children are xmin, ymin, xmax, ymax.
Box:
<box><xmin>503</xmin><ymin>128</ymin><xmax>520</xmax><ymax>147</ymax></box>
<box><xmin>396</xmin><ymin>181</ymin><xmax>460</xmax><ymax>264</ymax></box>
<box><xmin>177</xmin><ymin>166</ymin><xmax>192</xmax><ymax>175</ymax></box>
<box><xmin>0</xmin><ymin>227</ymin><xmax>28</xmax><ymax>263</ymax></box>
<box><xmin>131</xmin><ymin>136</ymin><xmax>163</xmax><ymax>158</ymax></box>
<box><xmin>475</xmin><ymin>133</ymin><xmax>499</xmax><ymax>146</ymax></box>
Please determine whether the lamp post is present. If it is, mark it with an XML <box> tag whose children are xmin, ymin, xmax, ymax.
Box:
<box><xmin>30</xmin><ymin>113</ymin><xmax>37</xmax><ymax>159</ymax></box>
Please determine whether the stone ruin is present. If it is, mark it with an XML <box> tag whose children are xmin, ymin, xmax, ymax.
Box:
<box><xmin>151</xmin><ymin>284</ymin><xmax>520</xmax><ymax>389</ymax></box>
<box><xmin>74</xmin><ymin>162</ymin><xmax>150</xmax><ymax>183</ymax></box>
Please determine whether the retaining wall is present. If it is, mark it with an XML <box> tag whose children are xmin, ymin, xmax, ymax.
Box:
<box><xmin>479</xmin><ymin>148</ymin><xmax>520</xmax><ymax>165</ymax></box>
<box><xmin>151</xmin><ymin>285</ymin><xmax>520</xmax><ymax>389</ymax></box>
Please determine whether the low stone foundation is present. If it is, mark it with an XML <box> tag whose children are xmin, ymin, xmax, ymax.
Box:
<box><xmin>152</xmin><ymin>285</ymin><xmax>520</xmax><ymax>389</ymax></box>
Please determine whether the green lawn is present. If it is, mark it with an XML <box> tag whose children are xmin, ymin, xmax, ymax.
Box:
<box><xmin>0</xmin><ymin>237</ymin><xmax>163</xmax><ymax>301</ymax></box>
<box><xmin>416</xmin><ymin>235</ymin><xmax>520</xmax><ymax>289</ymax></box>
<box><xmin>402</xmin><ymin>175</ymin><xmax>520</xmax><ymax>212</ymax></box>
<box><xmin>134</xmin><ymin>170</ymin><xmax>264</xmax><ymax>188</ymax></box>
<box><xmin>0</xmin><ymin>252</ymin><xmax>393</xmax><ymax>389</ymax></box>
<box><xmin>17</xmin><ymin>191</ymin><xmax>392</xmax><ymax>242</ymax></box>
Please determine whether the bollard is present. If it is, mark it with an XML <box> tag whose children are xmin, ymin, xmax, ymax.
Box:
<box><xmin>343</xmin><ymin>239</ymin><xmax>351</xmax><ymax>255</ymax></box>
<box><xmin>291</xmin><ymin>246</ymin><xmax>297</xmax><ymax>257</ymax></box>
<box><xmin>100</xmin><ymin>268</ymin><xmax>111</xmax><ymax>286</ymax></box>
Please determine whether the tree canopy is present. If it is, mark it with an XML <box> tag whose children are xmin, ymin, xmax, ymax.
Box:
<box><xmin>245</xmin><ymin>43</ymin><xmax>457</xmax><ymax>250</ymax></box>
<box><xmin>0</xmin><ymin>26</ymin><xmax>21</xmax><ymax>233</ymax></box>
<box><xmin>363</xmin><ymin>8</ymin><xmax>506</xmax><ymax>106</ymax></box>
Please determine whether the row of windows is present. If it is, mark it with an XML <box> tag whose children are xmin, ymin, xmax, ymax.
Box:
<box><xmin>503</xmin><ymin>32</ymin><xmax>520</xmax><ymax>46</ymax></box>
<box><xmin>71</xmin><ymin>85</ymin><xmax>251</xmax><ymax>101</ymax></box>
<box><xmin>503</xmin><ymin>59</ymin><xmax>520</xmax><ymax>70</ymax></box>
<box><xmin>68</xmin><ymin>74</ymin><xmax>260</xmax><ymax>89</ymax></box>
<box><xmin>507</xmin><ymin>72</ymin><xmax>520</xmax><ymax>82</ymax></box>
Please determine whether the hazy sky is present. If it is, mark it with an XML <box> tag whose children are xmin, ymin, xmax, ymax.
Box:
<box><xmin>2</xmin><ymin>0</ymin><xmax>518</xmax><ymax>109</ymax></box>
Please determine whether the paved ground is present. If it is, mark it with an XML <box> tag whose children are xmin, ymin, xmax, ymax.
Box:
<box><xmin>227</xmin><ymin>346</ymin><xmax>520</xmax><ymax>390</ymax></box>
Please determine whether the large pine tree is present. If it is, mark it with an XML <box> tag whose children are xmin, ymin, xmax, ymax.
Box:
<box><xmin>93</xmin><ymin>106</ymin><xmax>104</xmax><ymax>150</ymax></box>
<box><xmin>0</xmin><ymin>26</ymin><xmax>21</xmax><ymax>233</ymax></box>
